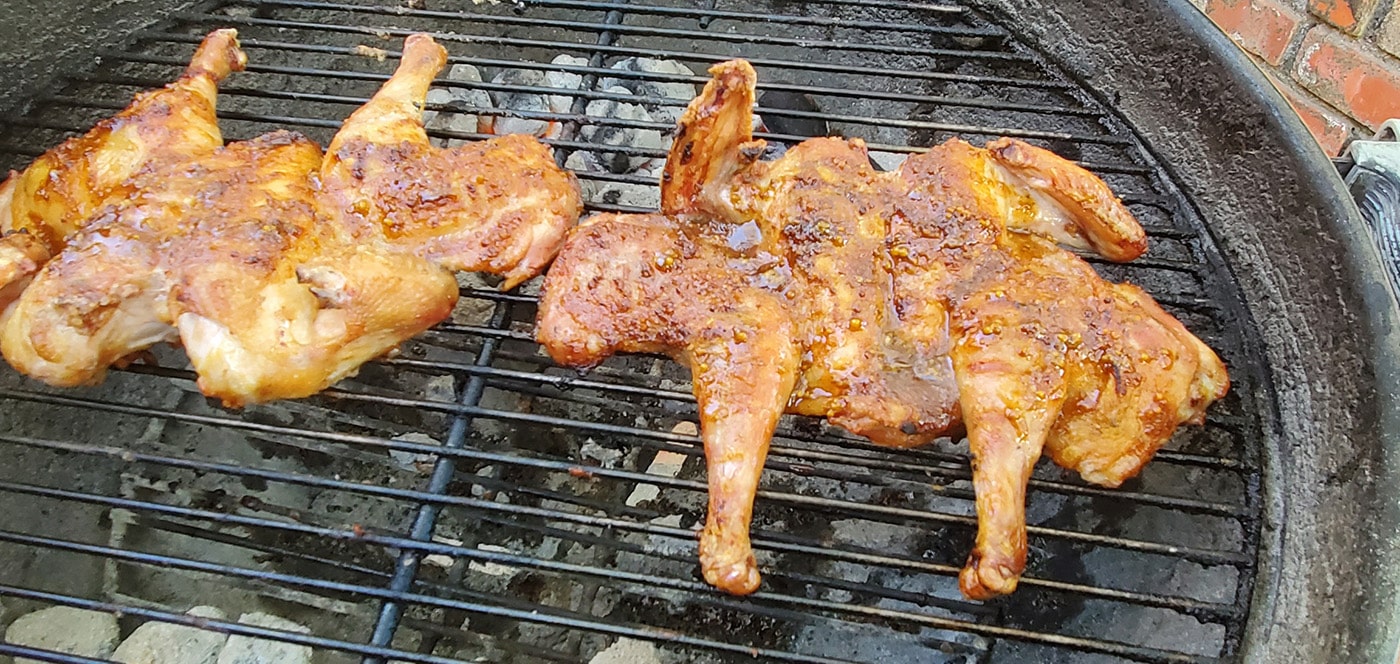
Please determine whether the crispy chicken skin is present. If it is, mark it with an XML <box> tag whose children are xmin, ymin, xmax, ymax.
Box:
<box><xmin>536</xmin><ymin>212</ymin><xmax>799</xmax><ymax>594</ymax></box>
<box><xmin>320</xmin><ymin>34</ymin><xmax>581</xmax><ymax>290</ymax></box>
<box><xmin>538</xmin><ymin>60</ymin><xmax>1228</xmax><ymax>599</ymax></box>
<box><xmin>1</xmin><ymin>34</ymin><xmax>579</xmax><ymax>407</ymax></box>
<box><xmin>893</xmin><ymin>139</ymin><xmax>1228</xmax><ymax>598</ymax></box>
<box><xmin>0</xmin><ymin>29</ymin><xmax>244</xmax><ymax>308</ymax></box>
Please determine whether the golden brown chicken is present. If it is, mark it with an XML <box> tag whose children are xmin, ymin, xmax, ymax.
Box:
<box><xmin>319</xmin><ymin>34</ymin><xmax>581</xmax><ymax>291</ymax></box>
<box><xmin>537</xmin><ymin>60</ymin><xmax>1228</xmax><ymax>600</ymax></box>
<box><xmin>1</xmin><ymin>34</ymin><xmax>580</xmax><ymax>407</ymax></box>
<box><xmin>538</xmin><ymin>211</ymin><xmax>799</xmax><ymax>595</ymax></box>
<box><xmin>0</xmin><ymin>29</ymin><xmax>244</xmax><ymax>308</ymax></box>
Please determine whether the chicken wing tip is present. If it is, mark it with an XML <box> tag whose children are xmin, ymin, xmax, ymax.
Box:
<box><xmin>707</xmin><ymin>59</ymin><xmax>757</xmax><ymax>81</ymax></box>
<box><xmin>189</xmin><ymin>28</ymin><xmax>247</xmax><ymax>81</ymax></box>
<box><xmin>402</xmin><ymin>33</ymin><xmax>448</xmax><ymax>65</ymax></box>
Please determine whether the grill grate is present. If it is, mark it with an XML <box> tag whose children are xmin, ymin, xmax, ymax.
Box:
<box><xmin>0</xmin><ymin>1</ymin><xmax>1266</xmax><ymax>662</ymax></box>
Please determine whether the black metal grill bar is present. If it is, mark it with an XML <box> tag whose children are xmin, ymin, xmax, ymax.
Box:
<box><xmin>422</xmin><ymin>481</ymin><xmax>1235</xmax><ymax>621</ymax></box>
<box><xmin>398</xmin><ymin>351</ymin><xmax>1248</xmax><ymax>476</ymax></box>
<box><xmin>0</xmin><ymin>645</ymin><xmax>108</xmax><ymax>664</ymax></box>
<box><xmin>365</xmin><ymin>302</ymin><xmax>511</xmax><ymax>652</ymax></box>
<box><xmin>133</xmin><ymin>517</ymin><xmax>590</xmax><ymax>663</ymax></box>
<box><xmin>0</xmin><ymin>101</ymin><xmax>1154</xmax><ymax>189</ymax></box>
<box><xmin>0</xmin><ymin>481</ymin><xmax>993</xmax><ymax>657</ymax></box>
<box><xmin>466</xmin><ymin>0</ymin><xmax>980</xmax><ymax>35</ymax></box>
<box><xmin>144</xmin><ymin>31</ymin><xmax>1047</xmax><ymax>109</ymax></box>
<box><xmin>32</xmin><ymin>86</ymin><xmax>1130</xmax><ymax>152</ymax></box>
<box><xmin>138</xmin><ymin>26</ymin><xmax>1074</xmax><ymax>90</ymax></box>
<box><xmin>66</xmin><ymin>42</ymin><xmax>1127</xmax><ymax>145</ymax></box>
<box><xmin>366</xmin><ymin>369</ymin><xmax>1243</xmax><ymax>515</ymax></box>
<box><xmin>116</xmin><ymin>360</ymin><xmax>1248</xmax><ymax>518</ymax></box>
<box><xmin>0</xmin><ymin>436</ymin><xmax>1237</xmax><ymax>621</ymax></box>
<box><xmin>0</xmin><ymin>391</ymin><xmax>1251</xmax><ymax>569</ymax></box>
<box><xmin>719</xmin><ymin>0</ymin><xmax>970</xmax><ymax>13</ymax></box>
<box><xmin>124</xmin><ymin>525</ymin><xmax>885</xmax><ymax>664</ymax></box>
<box><xmin>0</xmin><ymin>527</ymin><xmax>1216</xmax><ymax>664</ymax></box>
<box><xmin>389</xmin><ymin>351</ymin><xmax>1249</xmax><ymax>433</ymax></box>
<box><xmin>293</xmin><ymin>346</ymin><xmax>1252</xmax><ymax>471</ymax></box>
<box><xmin>0</xmin><ymin>583</ymin><xmax>553</xmax><ymax>664</ymax></box>
<box><xmin>87</xmin><ymin>42</ymin><xmax>1099</xmax><ymax>118</ymax></box>
<box><xmin>212</xmin><ymin>1</ymin><xmax>1016</xmax><ymax>56</ymax></box>
<box><xmin>17</xmin><ymin>476</ymin><xmax>994</xmax><ymax>638</ymax></box>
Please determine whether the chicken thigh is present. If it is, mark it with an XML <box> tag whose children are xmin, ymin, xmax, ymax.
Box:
<box><xmin>538</xmin><ymin>59</ymin><xmax>1228</xmax><ymax>599</ymax></box>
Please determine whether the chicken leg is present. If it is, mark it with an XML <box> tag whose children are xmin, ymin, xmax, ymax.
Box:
<box><xmin>536</xmin><ymin>212</ymin><xmax>799</xmax><ymax>594</ymax></box>
<box><xmin>896</xmin><ymin>139</ymin><xmax>1228</xmax><ymax>599</ymax></box>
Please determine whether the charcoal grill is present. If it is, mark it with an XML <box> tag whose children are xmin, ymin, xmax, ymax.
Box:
<box><xmin>0</xmin><ymin>0</ymin><xmax>1396</xmax><ymax>663</ymax></box>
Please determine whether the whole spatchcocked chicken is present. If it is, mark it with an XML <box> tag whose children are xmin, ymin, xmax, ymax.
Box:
<box><xmin>0</xmin><ymin>31</ymin><xmax>580</xmax><ymax>406</ymax></box>
<box><xmin>536</xmin><ymin>60</ymin><xmax>1229</xmax><ymax>600</ymax></box>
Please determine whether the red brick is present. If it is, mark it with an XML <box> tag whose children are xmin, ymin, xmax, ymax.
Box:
<box><xmin>1276</xmin><ymin>80</ymin><xmax>1355</xmax><ymax>155</ymax></box>
<box><xmin>1204</xmin><ymin>0</ymin><xmax>1304</xmax><ymax>66</ymax></box>
<box><xmin>1308</xmin><ymin>0</ymin><xmax>1380</xmax><ymax>35</ymax></box>
<box><xmin>1293</xmin><ymin>26</ymin><xmax>1400</xmax><ymax>128</ymax></box>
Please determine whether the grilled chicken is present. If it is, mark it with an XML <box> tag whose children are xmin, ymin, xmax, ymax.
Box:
<box><xmin>894</xmin><ymin>138</ymin><xmax>1227</xmax><ymax>599</ymax></box>
<box><xmin>1</xmin><ymin>34</ymin><xmax>580</xmax><ymax>407</ymax></box>
<box><xmin>537</xmin><ymin>212</ymin><xmax>799</xmax><ymax>594</ymax></box>
<box><xmin>0</xmin><ymin>29</ymin><xmax>244</xmax><ymax>309</ymax></box>
<box><xmin>537</xmin><ymin>59</ymin><xmax>1228</xmax><ymax>599</ymax></box>
<box><xmin>320</xmin><ymin>34</ymin><xmax>581</xmax><ymax>290</ymax></box>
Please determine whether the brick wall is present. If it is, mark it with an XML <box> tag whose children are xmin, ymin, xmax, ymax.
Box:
<box><xmin>1195</xmin><ymin>0</ymin><xmax>1400</xmax><ymax>155</ymax></box>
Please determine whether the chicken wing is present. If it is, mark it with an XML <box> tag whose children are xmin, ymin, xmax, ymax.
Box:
<box><xmin>320</xmin><ymin>34</ymin><xmax>582</xmax><ymax>289</ymax></box>
<box><xmin>0</xmin><ymin>29</ymin><xmax>244</xmax><ymax>308</ymax></box>
<box><xmin>537</xmin><ymin>59</ymin><xmax>1228</xmax><ymax>599</ymax></box>
<box><xmin>1</xmin><ymin>34</ymin><xmax>579</xmax><ymax>407</ymax></box>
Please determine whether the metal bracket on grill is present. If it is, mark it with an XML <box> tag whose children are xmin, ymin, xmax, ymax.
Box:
<box><xmin>1344</xmin><ymin>119</ymin><xmax>1400</xmax><ymax>291</ymax></box>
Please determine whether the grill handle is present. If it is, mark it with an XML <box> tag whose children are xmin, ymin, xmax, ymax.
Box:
<box><xmin>1344</xmin><ymin>119</ymin><xmax>1400</xmax><ymax>293</ymax></box>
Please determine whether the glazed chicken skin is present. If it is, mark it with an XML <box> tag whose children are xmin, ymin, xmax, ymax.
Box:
<box><xmin>320</xmin><ymin>34</ymin><xmax>581</xmax><ymax>290</ymax></box>
<box><xmin>1</xmin><ymin>34</ymin><xmax>580</xmax><ymax>407</ymax></box>
<box><xmin>894</xmin><ymin>139</ymin><xmax>1228</xmax><ymax>599</ymax></box>
<box><xmin>538</xmin><ymin>60</ymin><xmax>1228</xmax><ymax>599</ymax></box>
<box><xmin>666</xmin><ymin>75</ymin><xmax>962</xmax><ymax>447</ymax></box>
<box><xmin>538</xmin><ymin>212</ymin><xmax>799</xmax><ymax>595</ymax></box>
<box><xmin>0</xmin><ymin>29</ymin><xmax>244</xmax><ymax>308</ymax></box>
<box><xmin>0</xmin><ymin>132</ymin><xmax>441</xmax><ymax>402</ymax></box>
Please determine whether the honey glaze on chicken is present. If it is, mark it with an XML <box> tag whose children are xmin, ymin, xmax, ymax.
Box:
<box><xmin>537</xmin><ymin>60</ymin><xmax>1228</xmax><ymax>600</ymax></box>
<box><xmin>0</xmin><ymin>28</ymin><xmax>246</xmax><ymax>307</ymax></box>
<box><xmin>0</xmin><ymin>32</ymin><xmax>581</xmax><ymax>407</ymax></box>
